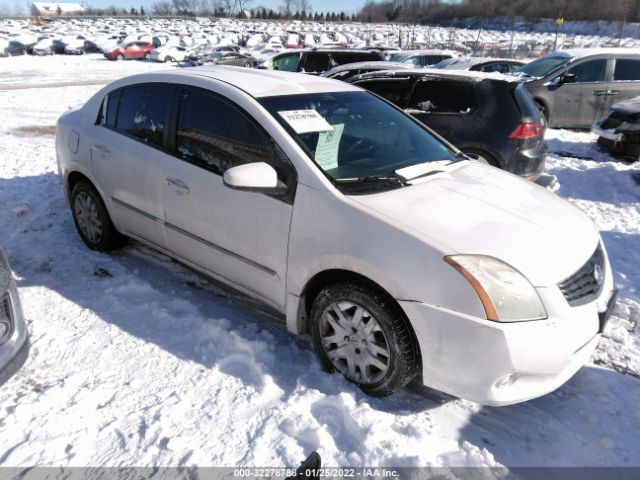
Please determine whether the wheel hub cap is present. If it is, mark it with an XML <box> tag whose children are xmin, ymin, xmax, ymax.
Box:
<box><xmin>74</xmin><ymin>192</ymin><xmax>103</xmax><ymax>244</ymax></box>
<box><xmin>320</xmin><ymin>301</ymin><xmax>391</xmax><ymax>385</ymax></box>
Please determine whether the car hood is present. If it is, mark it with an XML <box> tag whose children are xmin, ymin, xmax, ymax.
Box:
<box><xmin>350</xmin><ymin>162</ymin><xmax>599</xmax><ymax>286</ymax></box>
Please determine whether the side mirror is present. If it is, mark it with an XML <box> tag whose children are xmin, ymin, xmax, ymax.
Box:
<box><xmin>223</xmin><ymin>162</ymin><xmax>287</xmax><ymax>195</ymax></box>
<box><xmin>560</xmin><ymin>73</ymin><xmax>577</xmax><ymax>84</ymax></box>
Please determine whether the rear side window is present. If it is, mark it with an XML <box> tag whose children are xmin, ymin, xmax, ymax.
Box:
<box><xmin>356</xmin><ymin>78</ymin><xmax>414</xmax><ymax>107</ymax></box>
<box><xmin>614</xmin><ymin>59</ymin><xmax>640</xmax><ymax>81</ymax></box>
<box><xmin>567</xmin><ymin>59</ymin><xmax>607</xmax><ymax>83</ymax></box>
<box><xmin>175</xmin><ymin>88</ymin><xmax>278</xmax><ymax>174</ymax></box>
<box><xmin>425</xmin><ymin>55</ymin><xmax>448</xmax><ymax>65</ymax></box>
<box><xmin>408</xmin><ymin>79</ymin><xmax>476</xmax><ymax>114</ymax></box>
<box><xmin>332</xmin><ymin>51</ymin><xmax>381</xmax><ymax>66</ymax></box>
<box><xmin>479</xmin><ymin>63</ymin><xmax>510</xmax><ymax>74</ymax></box>
<box><xmin>302</xmin><ymin>52</ymin><xmax>332</xmax><ymax>73</ymax></box>
<box><xmin>115</xmin><ymin>85</ymin><xmax>173</xmax><ymax>147</ymax></box>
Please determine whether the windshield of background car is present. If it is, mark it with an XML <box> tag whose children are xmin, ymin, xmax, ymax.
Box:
<box><xmin>260</xmin><ymin>91</ymin><xmax>456</xmax><ymax>181</ymax></box>
<box><xmin>515</xmin><ymin>55</ymin><xmax>571</xmax><ymax>77</ymax></box>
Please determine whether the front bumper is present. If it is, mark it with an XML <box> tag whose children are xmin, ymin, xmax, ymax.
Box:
<box><xmin>592</xmin><ymin>122</ymin><xmax>640</xmax><ymax>162</ymax></box>
<box><xmin>400</xmin><ymin>265</ymin><xmax>616</xmax><ymax>406</ymax></box>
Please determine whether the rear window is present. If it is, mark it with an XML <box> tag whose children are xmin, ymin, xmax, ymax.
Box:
<box><xmin>614</xmin><ymin>59</ymin><xmax>640</xmax><ymax>81</ymax></box>
<box><xmin>513</xmin><ymin>85</ymin><xmax>541</xmax><ymax>121</ymax></box>
<box><xmin>355</xmin><ymin>78</ymin><xmax>414</xmax><ymax>107</ymax></box>
<box><xmin>408</xmin><ymin>79</ymin><xmax>476</xmax><ymax>114</ymax></box>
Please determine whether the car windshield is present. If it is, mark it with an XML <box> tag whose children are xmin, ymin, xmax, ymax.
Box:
<box><xmin>514</xmin><ymin>55</ymin><xmax>572</xmax><ymax>77</ymax></box>
<box><xmin>260</xmin><ymin>91</ymin><xmax>457</xmax><ymax>185</ymax></box>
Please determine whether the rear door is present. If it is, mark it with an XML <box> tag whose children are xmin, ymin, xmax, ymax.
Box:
<box><xmin>609</xmin><ymin>57</ymin><xmax>640</xmax><ymax>107</ymax></box>
<box><xmin>162</xmin><ymin>86</ymin><xmax>296</xmax><ymax>308</ymax></box>
<box><xmin>552</xmin><ymin>57</ymin><xmax>610</xmax><ymax>127</ymax></box>
<box><xmin>91</xmin><ymin>83</ymin><xmax>175</xmax><ymax>247</ymax></box>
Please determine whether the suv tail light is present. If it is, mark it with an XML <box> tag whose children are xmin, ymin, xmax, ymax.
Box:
<box><xmin>509</xmin><ymin>122</ymin><xmax>544</xmax><ymax>139</ymax></box>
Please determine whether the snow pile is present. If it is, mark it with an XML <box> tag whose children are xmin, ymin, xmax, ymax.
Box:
<box><xmin>0</xmin><ymin>56</ymin><xmax>638</xmax><ymax>468</ymax></box>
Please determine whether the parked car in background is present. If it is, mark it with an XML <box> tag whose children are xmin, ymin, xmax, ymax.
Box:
<box><xmin>592</xmin><ymin>96</ymin><xmax>640</xmax><ymax>162</ymax></box>
<box><xmin>64</xmin><ymin>39</ymin><xmax>101</xmax><ymax>55</ymax></box>
<box><xmin>390</xmin><ymin>50</ymin><xmax>456</xmax><ymax>67</ymax></box>
<box><xmin>348</xmin><ymin>69</ymin><xmax>547</xmax><ymax>178</ymax></box>
<box><xmin>150</xmin><ymin>44</ymin><xmax>192</xmax><ymax>63</ymax></box>
<box><xmin>0</xmin><ymin>40</ymin><xmax>26</xmax><ymax>57</ymax></box>
<box><xmin>516</xmin><ymin>48</ymin><xmax>640</xmax><ymax>128</ymax></box>
<box><xmin>261</xmin><ymin>49</ymin><xmax>385</xmax><ymax>74</ymax></box>
<box><xmin>432</xmin><ymin>57</ymin><xmax>525</xmax><ymax>74</ymax></box>
<box><xmin>186</xmin><ymin>50</ymin><xmax>255</xmax><ymax>67</ymax></box>
<box><xmin>104</xmin><ymin>41</ymin><xmax>153</xmax><ymax>61</ymax></box>
<box><xmin>321</xmin><ymin>61</ymin><xmax>414</xmax><ymax>81</ymax></box>
<box><xmin>56</xmin><ymin>67</ymin><xmax>616</xmax><ymax>406</ymax></box>
<box><xmin>0</xmin><ymin>248</ymin><xmax>29</xmax><ymax>387</ymax></box>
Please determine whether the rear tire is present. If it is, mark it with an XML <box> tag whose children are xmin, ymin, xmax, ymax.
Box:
<box><xmin>144</xmin><ymin>52</ymin><xmax>150</xmax><ymax>60</ymax></box>
<box><xmin>70</xmin><ymin>180</ymin><xmax>125</xmax><ymax>251</ymax></box>
<box><xmin>310</xmin><ymin>282</ymin><xmax>419</xmax><ymax>397</ymax></box>
<box><xmin>244</xmin><ymin>61</ymin><xmax>251</xmax><ymax>68</ymax></box>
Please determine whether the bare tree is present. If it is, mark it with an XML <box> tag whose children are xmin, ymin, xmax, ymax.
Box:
<box><xmin>298</xmin><ymin>0</ymin><xmax>312</xmax><ymax>13</ymax></box>
<box><xmin>281</xmin><ymin>0</ymin><xmax>294</xmax><ymax>17</ymax></box>
<box><xmin>151</xmin><ymin>1</ymin><xmax>173</xmax><ymax>15</ymax></box>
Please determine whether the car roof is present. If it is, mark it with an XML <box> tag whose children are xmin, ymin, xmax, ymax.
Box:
<box><xmin>350</xmin><ymin>67</ymin><xmax>518</xmax><ymax>84</ymax></box>
<box><xmin>433</xmin><ymin>57</ymin><xmax>523</xmax><ymax>70</ymax></box>
<box><xmin>392</xmin><ymin>50</ymin><xmax>457</xmax><ymax>59</ymax></box>
<box><xmin>551</xmin><ymin>47</ymin><xmax>640</xmax><ymax>58</ymax></box>
<box><xmin>322</xmin><ymin>61</ymin><xmax>415</xmax><ymax>76</ymax></box>
<box><xmin>130</xmin><ymin>66</ymin><xmax>362</xmax><ymax>98</ymax></box>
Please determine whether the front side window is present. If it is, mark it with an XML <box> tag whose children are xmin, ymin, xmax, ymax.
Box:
<box><xmin>260</xmin><ymin>91</ymin><xmax>456</xmax><ymax>182</ymax></box>
<box><xmin>175</xmin><ymin>88</ymin><xmax>279</xmax><ymax>174</ymax></box>
<box><xmin>402</xmin><ymin>56</ymin><xmax>422</xmax><ymax>66</ymax></box>
<box><xmin>272</xmin><ymin>53</ymin><xmax>301</xmax><ymax>71</ymax></box>
<box><xmin>115</xmin><ymin>85</ymin><xmax>173</xmax><ymax>147</ymax></box>
<box><xmin>408</xmin><ymin>79</ymin><xmax>476</xmax><ymax>114</ymax></box>
<box><xmin>479</xmin><ymin>63</ymin><xmax>510</xmax><ymax>74</ymax></box>
<box><xmin>567</xmin><ymin>59</ymin><xmax>607</xmax><ymax>83</ymax></box>
<box><xmin>613</xmin><ymin>58</ymin><xmax>640</xmax><ymax>81</ymax></box>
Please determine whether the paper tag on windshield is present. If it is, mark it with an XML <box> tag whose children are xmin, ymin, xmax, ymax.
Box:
<box><xmin>315</xmin><ymin>124</ymin><xmax>344</xmax><ymax>171</ymax></box>
<box><xmin>278</xmin><ymin>110</ymin><xmax>333</xmax><ymax>134</ymax></box>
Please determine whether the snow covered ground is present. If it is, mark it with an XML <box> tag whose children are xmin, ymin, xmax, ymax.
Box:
<box><xmin>0</xmin><ymin>55</ymin><xmax>639</xmax><ymax>469</ymax></box>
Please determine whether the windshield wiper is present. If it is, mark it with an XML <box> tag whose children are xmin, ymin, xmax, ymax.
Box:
<box><xmin>333</xmin><ymin>174</ymin><xmax>406</xmax><ymax>185</ymax></box>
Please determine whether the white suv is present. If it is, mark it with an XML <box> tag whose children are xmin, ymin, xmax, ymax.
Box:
<box><xmin>56</xmin><ymin>67</ymin><xmax>617</xmax><ymax>405</ymax></box>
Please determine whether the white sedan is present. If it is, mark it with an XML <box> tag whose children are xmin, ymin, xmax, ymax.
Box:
<box><xmin>55</xmin><ymin>67</ymin><xmax>617</xmax><ymax>405</ymax></box>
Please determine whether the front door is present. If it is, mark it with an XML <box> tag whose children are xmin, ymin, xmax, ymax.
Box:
<box><xmin>162</xmin><ymin>87</ymin><xmax>295</xmax><ymax>308</ymax></box>
<box><xmin>552</xmin><ymin>58</ymin><xmax>610</xmax><ymax>128</ymax></box>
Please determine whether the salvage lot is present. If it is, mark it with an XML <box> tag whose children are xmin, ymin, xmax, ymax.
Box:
<box><xmin>0</xmin><ymin>54</ymin><xmax>639</xmax><ymax>467</ymax></box>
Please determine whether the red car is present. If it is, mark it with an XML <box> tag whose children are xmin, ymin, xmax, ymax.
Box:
<box><xmin>104</xmin><ymin>41</ymin><xmax>153</xmax><ymax>61</ymax></box>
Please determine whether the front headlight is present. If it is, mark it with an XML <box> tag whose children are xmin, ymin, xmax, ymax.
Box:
<box><xmin>445</xmin><ymin>255</ymin><xmax>547</xmax><ymax>322</ymax></box>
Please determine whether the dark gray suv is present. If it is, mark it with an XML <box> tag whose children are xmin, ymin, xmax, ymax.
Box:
<box><xmin>517</xmin><ymin>48</ymin><xmax>640</xmax><ymax>128</ymax></box>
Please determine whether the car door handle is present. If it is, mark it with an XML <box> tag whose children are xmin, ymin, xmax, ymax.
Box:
<box><xmin>92</xmin><ymin>144</ymin><xmax>111</xmax><ymax>158</ymax></box>
<box><xmin>593</xmin><ymin>90</ymin><xmax>620</xmax><ymax>96</ymax></box>
<box><xmin>166</xmin><ymin>178</ymin><xmax>190</xmax><ymax>195</ymax></box>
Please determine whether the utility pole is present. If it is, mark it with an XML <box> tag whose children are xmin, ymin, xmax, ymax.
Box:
<box><xmin>618</xmin><ymin>2</ymin><xmax>628</xmax><ymax>47</ymax></box>
<box><xmin>554</xmin><ymin>11</ymin><xmax>563</xmax><ymax>51</ymax></box>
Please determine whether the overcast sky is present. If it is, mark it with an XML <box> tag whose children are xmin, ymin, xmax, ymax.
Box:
<box><xmin>1</xmin><ymin>0</ymin><xmax>369</xmax><ymax>15</ymax></box>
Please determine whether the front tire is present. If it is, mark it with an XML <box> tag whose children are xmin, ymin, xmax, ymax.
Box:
<box><xmin>71</xmin><ymin>180</ymin><xmax>124</xmax><ymax>251</ymax></box>
<box><xmin>143</xmin><ymin>52</ymin><xmax>150</xmax><ymax>60</ymax></box>
<box><xmin>116</xmin><ymin>53</ymin><xmax>124</xmax><ymax>61</ymax></box>
<box><xmin>310</xmin><ymin>282</ymin><xmax>419</xmax><ymax>397</ymax></box>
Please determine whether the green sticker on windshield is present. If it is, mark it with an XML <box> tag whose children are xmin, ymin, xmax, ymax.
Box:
<box><xmin>315</xmin><ymin>124</ymin><xmax>344</xmax><ymax>171</ymax></box>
